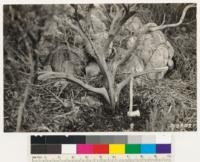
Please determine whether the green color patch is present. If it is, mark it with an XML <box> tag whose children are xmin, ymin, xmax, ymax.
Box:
<box><xmin>125</xmin><ymin>144</ymin><xmax>141</xmax><ymax>154</ymax></box>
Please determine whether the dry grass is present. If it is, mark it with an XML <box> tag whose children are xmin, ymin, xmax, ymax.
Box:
<box><xmin>4</xmin><ymin>4</ymin><xmax>197</xmax><ymax>132</ymax></box>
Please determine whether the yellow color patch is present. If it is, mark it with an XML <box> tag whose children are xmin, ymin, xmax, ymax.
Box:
<box><xmin>109</xmin><ymin>144</ymin><xmax>125</xmax><ymax>154</ymax></box>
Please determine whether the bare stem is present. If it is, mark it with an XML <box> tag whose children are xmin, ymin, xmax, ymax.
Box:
<box><xmin>117</xmin><ymin>67</ymin><xmax>169</xmax><ymax>94</ymax></box>
<box><xmin>38</xmin><ymin>72</ymin><xmax>110</xmax><ymax>103</ymax></box>
<box><xmin>149</xmin><ymin>4</ymin><xmax>196</xmax><ymax>31</ymax></box>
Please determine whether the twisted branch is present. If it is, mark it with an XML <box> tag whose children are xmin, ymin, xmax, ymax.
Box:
<box><xmin>149</xmin><ymin>4</ymin><xmax>196</xmax><ymax>31</ymax></box>
<box><xmin>117</xmin><ymin>67</ymin><xmax>169</xmax><ymax>94</ymax></box>
<box><xmin>38</xmin><ymin>72</ymin><xmax>110</xmax><ymax>103</ymax></box>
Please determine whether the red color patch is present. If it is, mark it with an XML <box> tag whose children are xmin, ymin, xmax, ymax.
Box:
<box><xmin>93</xmin><ymin>144</ymin><xmax>109</xmax><ymax>154</ymax></box>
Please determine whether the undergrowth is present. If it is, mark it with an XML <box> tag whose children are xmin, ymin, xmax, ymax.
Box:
<box><xmin>4</xmin><ymin>4</ymin><xmax>197</xmax><ymax>132</ymax></box>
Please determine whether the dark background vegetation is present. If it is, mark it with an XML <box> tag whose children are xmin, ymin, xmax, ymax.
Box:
<box><xmin>4</xmin><ymin>4</ymin><xmax>196</xmax><ymax>132</ymax></box>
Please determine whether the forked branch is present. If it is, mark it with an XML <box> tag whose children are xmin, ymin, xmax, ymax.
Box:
<box><xmin>105</xmin><ymin>4</ymin><xmax>137</xmax><ymax>50</ymax></box>
<box><xmin>38</xmin><ymin>72</ymin><xmax>110</xmax><ymax>103</ymax></box>
<box><xmin>117</xmin><ymin>67</ymin><xmax>169</xmax><ymax>94</ymax></box>
<box><xmin>113</xmin><ymin>39</ymin><xmax>139</xmax><ymax>77</ymax></box>
<box><xmin>149</xmin><ymin>4</ymin><xmax>196</xmax><ymax>31</ymax></box>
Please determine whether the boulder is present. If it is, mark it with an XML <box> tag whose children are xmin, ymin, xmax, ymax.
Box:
<box><xmin>85</xmin><ymin>62</ymin><xmax>101</xmax><ymax>77</ymax></box>
<box><xmin>121</xmin><ymin>18</ymin><xmax>174</xmax><ymax>81</ymax></box>
<box><xmin>81</xmin><ymin>96</ymin><xmax>102</xmax><ymax>108</ymax></box>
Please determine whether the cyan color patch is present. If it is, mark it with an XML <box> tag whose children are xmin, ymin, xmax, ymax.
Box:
<box><xmin>141</xmin><ymin>144</ymin><xmax>156</xmax><ymax>154</ymax></box>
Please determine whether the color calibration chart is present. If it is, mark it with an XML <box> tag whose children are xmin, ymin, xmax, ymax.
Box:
<box><xmin>30</xmin><ymin>135</ymin><xmax>172</xmax><ymax>162</ymax></box>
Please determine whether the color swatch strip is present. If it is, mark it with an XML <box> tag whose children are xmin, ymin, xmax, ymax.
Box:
<box><xmin>31</xmin><ymin>144</ymin><xmax>171</xmax><ymax>154</ymax></box>
<box><xmin>31</xmin><ymin>135</ymin><xmax>171</xmax><ymax>144</ymax></box>
<box><xmin>31</xmin><ymin>135</ymin><xmax>171</xmax><ymax>155</ymax></box>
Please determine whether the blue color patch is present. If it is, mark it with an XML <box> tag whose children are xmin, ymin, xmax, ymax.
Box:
<box><xmin>141</xmin><ymin>144</ymin><xmax>156</xmax><ymax>154</ymax></box>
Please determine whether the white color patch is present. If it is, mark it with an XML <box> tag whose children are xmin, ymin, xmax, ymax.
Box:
<box><xmin>62</xmin><ymin>144</ymin><xmax>76</xmax><ymax>154</ymax></box>
<box><xmin>156</xmin><ymin>135</ymin><xmax>171</xmax><ymax>144</ymax></box>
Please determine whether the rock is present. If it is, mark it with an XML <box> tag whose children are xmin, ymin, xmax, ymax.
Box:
<box><xmin>81</xmin><ymin>96</ymin><xmax>102</xmax><ymax>108</ymax></box>
<box><xmin>61</xmin><ymin>60</ymin><xmax>75</xmax><ymax>74</ymax></box>
<box><xmin>45</xmin><ymin>47</ymin><xmax>68</xmax><ymax>72</ymax></box>
<box><xmin>152</xmin><ymin>30</ymin><xmax>166</xmax><ymax>46</ymax></box>
<box><xmin>123</xmin><ymin>19</ymin><xmax>174</xmax><ymax>80</ymax></box>
<box><xmin>74</xmin><ymin>34</ymin><xmax>83</xmax><ymax>45</ymax></box>
<box><xmin>145</xmin><ymin>44</ymin><xmax>169</xmax><ymax>79</ymax></box>
<box><xmin>91</xmin><ymin>15</ymin><xmax>107</xmax><ymax>33</ymax></box>
<box><xmin>43</xmin><ymin>17</ymin><xmax>62</xmax><ymax>40</ymax></box>
<box><xmin>120</xmin><ymin>55</ymin><xmax>145</xmax><ymax>85</ymax></box>
<box><xmin>127</xmin><ymin>36</ymin><xmax>137</xmax><ymax>49</ymax></box>
<box><xmin>167</xmin><ymin>59</ymin><xmax>174</xmax><ymax>70</ymax></box>
<box><xmin>92</xmin><ymin>5</ymin><xmax>108</xmax><ymax>24</ymax></box>
<box><xmin>42</xmin><ymin>45</ymin><xmax>84</xmax><ymax>76</ymax></box>
<box><xmin>53</xmin><ymin>80</ymin><xmax>68</xmax><ymax>87</ymax></box>
<box><xmin>125</xmin><ymin>16</ymin><xmax>143</xmax><ymax>32</ymax></box>
<box><xmin>43</xmin><ymin>65</ymin><xmax>52</xmax><ymax>71</ymax></box>
<box><xmin>85</xmin><ymin>62</ymin><xmax>100</xmax><ymax>77</ymax></box>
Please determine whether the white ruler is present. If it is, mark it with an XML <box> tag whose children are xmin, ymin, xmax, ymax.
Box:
<box><xmin>31</xmin><ymin>154</ymin><xmax>171</xmax><ymax>162</ymax></box>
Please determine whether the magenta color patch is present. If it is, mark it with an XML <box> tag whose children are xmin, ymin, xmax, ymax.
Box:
<box><xmin>77</xmin><ymin>144</ymin><xmax>93</xmax><ymax>154</ymax></box>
